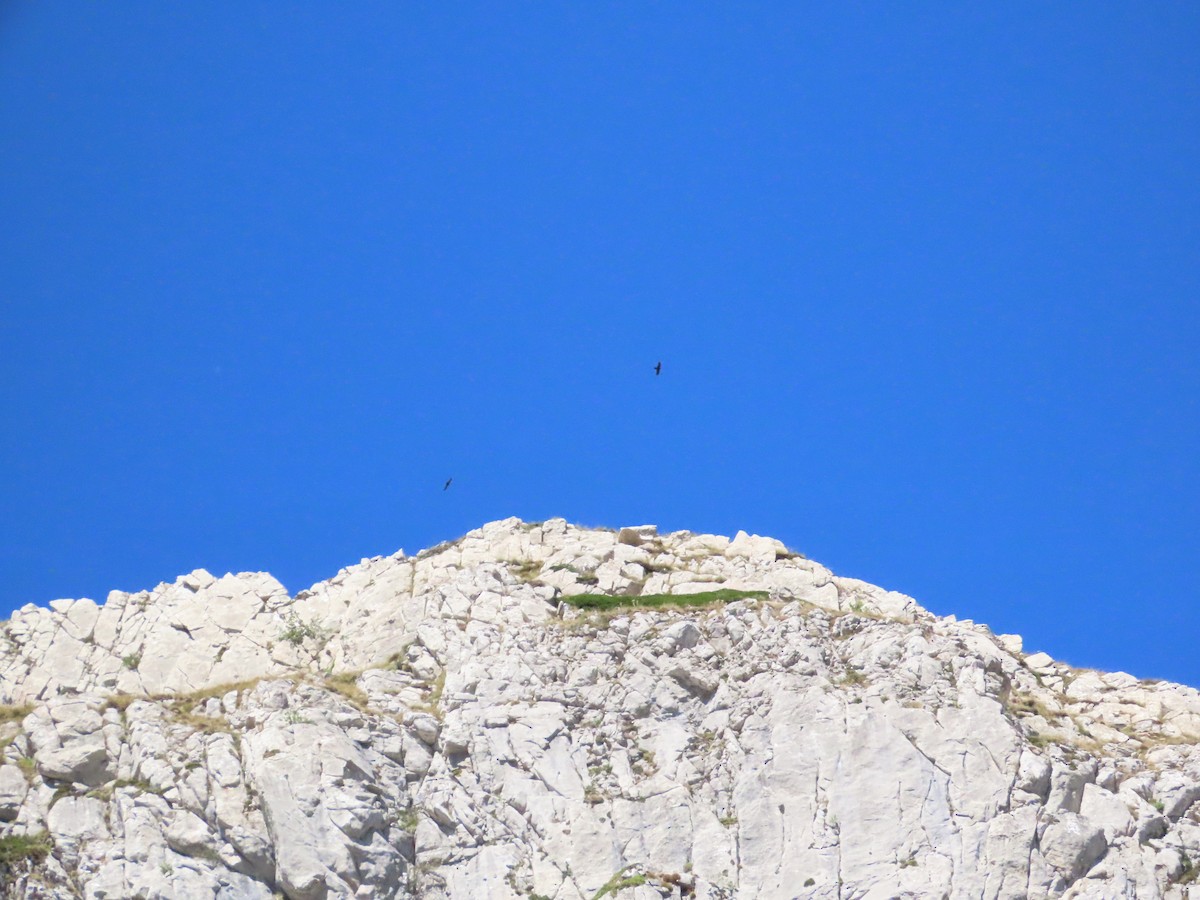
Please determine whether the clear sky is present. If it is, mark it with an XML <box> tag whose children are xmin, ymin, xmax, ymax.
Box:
<box><xmin>2</xmin><ymin>5</ymin><xmax>1198</xmax><ymax>685</ymax></box>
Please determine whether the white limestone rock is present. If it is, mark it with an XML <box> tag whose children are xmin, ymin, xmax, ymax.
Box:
<box><xmin>1039</xmin><ymin>811</ymin><xmax>1107</xmax><ymax>880</ymax></box>
<box><xmin>0</xmin><ymin>518</ymin><xmax>1199</xmax><ymax>899</ymax></box>
<box><xmin>46</xmin><ymin>795</ymin><xmax>109</xmax><ymax>841</ymax></box>
<box><xmin>0</xmin><ymin>765</ymin><xmax>28</xmax><ymax>821</ymax></box>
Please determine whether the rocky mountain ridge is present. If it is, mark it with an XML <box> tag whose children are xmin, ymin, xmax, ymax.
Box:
<box><xmin>0</xmin><ymin>518</ymin><xmax>1197</xmax><ymax>898</ymax></box>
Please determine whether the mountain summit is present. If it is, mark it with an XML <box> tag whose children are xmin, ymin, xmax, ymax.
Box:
<box><xmin>0</xmin><ymin>518</ymin><xmax>1197</xmax><ymax>898</ymax></box>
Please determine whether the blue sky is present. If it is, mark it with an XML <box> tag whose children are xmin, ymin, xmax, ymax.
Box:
<box><xmin>2</xmin><ymin>5</ymin><xmax>1198</xmax><ymax>685</ymax></box>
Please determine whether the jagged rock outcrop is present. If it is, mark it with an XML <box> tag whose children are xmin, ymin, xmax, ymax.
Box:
<box><xmin>0</xmin><ymin>518</ymin><xmax>1197</xmax><ymax>898</ymax></box>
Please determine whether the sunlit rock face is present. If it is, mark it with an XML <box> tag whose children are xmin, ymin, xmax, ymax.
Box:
<box><xmin>0</xmin><ymin>517</ymin><xmax>1198</xmax><ymax>899</ymax></box>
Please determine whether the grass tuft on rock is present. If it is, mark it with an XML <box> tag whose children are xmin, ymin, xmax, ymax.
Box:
<box><xmin>0</xmin><ymin>831</ymin><xmax>52</xmax><ymax>871</ymax></box>
<box><xmin>0</xmin><ymin>704</ymin><xmax>33</xmax><ymax>725</ymax></box>
<box><xmin>564</xmin><ymin>588</ymin><xmax>767</xmax><ymax>612</ymax></box>
<box><xmin>324</xmin><ymin>672</ymin><xmax>370</xmax><ymax>711</ymax></box>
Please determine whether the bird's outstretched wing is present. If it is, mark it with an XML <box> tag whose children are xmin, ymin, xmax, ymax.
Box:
<box><xmin>443</xmin><ymin>478</ymin><xmax>452</xmax><ymax>491</ymax></box>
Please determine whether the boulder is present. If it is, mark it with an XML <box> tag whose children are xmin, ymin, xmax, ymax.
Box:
<box><xmin>1040</xmin><ymin>812</ymin><xmax>1107</xmax><ymax>880</ymax></box>
<box><xmin>36</xmin><ymin>739</ymin><xmax>110</xmax><ymax>786</ymax></box>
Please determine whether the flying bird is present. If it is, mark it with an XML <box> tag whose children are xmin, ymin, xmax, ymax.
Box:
<box><xmin>654</xmin><ymin>361</ymin><xmax>662</xmax><ymax>376</ymax></box>
<box><xmin>443</xmin><ymin>478</ymin><xmax>453</xmax><ymax>491</ymax></box>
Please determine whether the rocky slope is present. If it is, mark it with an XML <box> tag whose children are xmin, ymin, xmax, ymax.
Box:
<box><xmin>0</xmin><ymin>518</ymin><xmax>1198</xmax><ymax>899</ymax></box>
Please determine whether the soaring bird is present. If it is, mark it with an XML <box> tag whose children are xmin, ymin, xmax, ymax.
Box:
<box><xmin>443</xmin><ymin>477</ymin><xmax>453</xmax><ymax>491</ymax></box>
<box><xmin>654</xmin><ymin>361</ymin><xmax>662</xmax><ymax>376</ymax></box>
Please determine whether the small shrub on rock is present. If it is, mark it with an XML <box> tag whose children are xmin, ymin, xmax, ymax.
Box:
<box><xmin>279</xmin><ymin>614</ymin><xmax>325</xmax><ymax>646</ymax></box>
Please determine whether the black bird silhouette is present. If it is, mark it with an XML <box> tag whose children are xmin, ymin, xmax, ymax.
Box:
<box><xmin>654</xmin><ymin>361</ymin><xmax>662</xmax><ymax>376</ymax></box>
<box><xmin>443</xmin><ymin>477</ymin><xmax>452</xmax><ymax>491</ymax></box>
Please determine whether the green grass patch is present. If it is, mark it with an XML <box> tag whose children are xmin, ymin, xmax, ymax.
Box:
<box><xmin>413</xmin><ymin>670</ymin><xmax>448</xmax><ymax>720</ymax></box>
<box><xmin>838</xmin><ymin>668</ymin><xmax>868</xmax><ymax>687</ymax></box>
<box><xmin>1028</xmin><ymin>731</ymin><xmax>1052</xmax><ymax>749</ymax></box>
<box><xmin>564</xmin><ymin>588</ymin><xmax>767</xmax><ymax>612</ymax></box>
<box><xmin>86</xmin><ymin>778</ymin><xmax>162</xmax><ymax>802</ymax></box>
<box><xmin>165</xmin><ymin>678</ymin><xmax>264</xmax><ymax>711</ymax></box>
<box><xmin>0</xmin><ymin>704</ymin><xmax>33</xmax><ymax>725</ymax></box>
<box><xmin>0</xmin><ymin>831</ymin><xmax>52</xmax><ymax>870</ymax></box>
<box><xmin>102</xmin><ymin>693</ymin><xmax>138</xmax><ymax>713</ymax></box>
<box><xmin>1006</xmin><ymin>691</ymin><xmax>1063</xmax><ymax>722</ymax></box>
<box><xmin>507</xmin><ymin>559</ymin><xmax>543</xmax><ymax>582</ymax></box>
<box><xmin>324</xmin><ymin>672</ymin><xmax>370</xmax><ymax>711</ymax></box>
<box><xmin>1174</xmin><ymin>851</ymin><xmax>1197</xmax><ymax>886</ymax></box>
